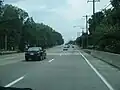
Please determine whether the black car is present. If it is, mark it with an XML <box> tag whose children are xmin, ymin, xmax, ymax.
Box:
<box><xmin>25</xmin><ymin>47</ymin><xmax>46</xmax><ymax>61</ymax></box>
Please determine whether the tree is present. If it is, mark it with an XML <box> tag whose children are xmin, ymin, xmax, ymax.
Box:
<box><xmin>84</xmin><ymin>2</ymin><xmax>120</xmax><ymax>53</ymax></box>
<box><xmin>0</xmin><ymin>3</ymin><xmax>64</xmax><ymax>51</ymax></box>
<box><xmin>0</xmin><ymin>4</ymin><xmax>29</xmax><ymax>50</ymax></box>
<box><xmin>111</xmin><ymin>0</ymin><xmax>120</xmax><ymax>9</ymax></box>
<box><xmin>88</xmin><ymin>11</ymin><xmax>104</xmax><ymax>34</ymax></box>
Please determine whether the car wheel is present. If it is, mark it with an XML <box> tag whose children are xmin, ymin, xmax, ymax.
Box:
<box><xmin>40</xmin><ymin>56</ymin><xmax>43</xmax><ymax>61</ymax></box>
<box><xmin>44</xmin><ymin>56</ymin><xmax>46</xmax><ymax>59</ymax></box>
<box><xmin>42</xmin><ymin>56</ymin><xmax>45</xmax><ymax>60</ymax></box>
<box><xmin>25</xmin><ymin>57</ymin><xmax>28</xmax><ymax>61</ymax></box>
<box><xmin>44</xmin><ymin>54</ymin><xmax>46</xmax><ymax>59</ymax></box>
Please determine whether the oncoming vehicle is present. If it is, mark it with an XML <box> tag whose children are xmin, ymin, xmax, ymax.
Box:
<box><xmin>25</xmin><ymin>47</ymin><xmax>46</xmax><ymax>61</ymax></box>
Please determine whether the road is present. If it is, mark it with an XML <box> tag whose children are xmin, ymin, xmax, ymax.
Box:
<box><xmin>0</xmin><ymin>45</ymin><xmax>120</xmax><ymax>90</ymax></box>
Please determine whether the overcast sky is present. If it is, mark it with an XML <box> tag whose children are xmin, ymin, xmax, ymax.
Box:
<box><xmin>5</xmin><ymin>0</ymin><xmax>111</xmax><ymax>42</ymax></box>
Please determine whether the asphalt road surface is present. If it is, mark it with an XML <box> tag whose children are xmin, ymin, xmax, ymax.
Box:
<box><xmin>0</xmin><ymin>45</ymin><xmax>120</xmax><ymax>90</ymax></box>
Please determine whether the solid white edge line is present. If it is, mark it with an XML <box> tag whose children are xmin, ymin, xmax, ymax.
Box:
<box><xmin>79</xmin><ymin>52</ymin><xmax>115</xmax><ymax>90</ymax></box>
<box><xmin>5</xmin><ymin>75</ymin><xmax>25</xmax><ymax>87</ymax></box>
<box><xmin>48</xmin><ymin>59</ymin><xmax>54</xmax><ymax>62</ymax></box>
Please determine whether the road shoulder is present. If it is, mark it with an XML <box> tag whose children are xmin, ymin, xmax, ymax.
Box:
<box><xmin>80</xmin><ymin>50</ymin><xmax>120</xmax><ymax>90</ymax></box>
<box><xmin>83</xmin><ymin>49</ymin><xmax>120</xmax><ymax>70</ymax></box>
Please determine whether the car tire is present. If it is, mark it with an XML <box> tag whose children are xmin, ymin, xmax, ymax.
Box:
<box><xmin>25</xmin><ymin>57</ymin><xmax>29</xmax><ymax>61</ymax></box>
<box><xmin>44</xmin><ymin>56</ymin><xmax>46</xmax><ymax>59</ymax></box>
<box><xmin>41</xmin><ymin>56</ymin><xmax>43</xmax><ymax>60</ymax></box>
<box><xmin>40</xmin><ymin>56</ymin><xmax>43</xmax><ymax>61</ymax></box>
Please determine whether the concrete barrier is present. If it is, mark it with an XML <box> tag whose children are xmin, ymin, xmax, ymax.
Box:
<box><xmin>83</xmin><ymin>49</ymin><xmax>120</xmax><ymax>69</ymax></box>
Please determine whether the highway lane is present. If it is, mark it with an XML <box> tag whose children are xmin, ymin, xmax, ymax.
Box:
<box><xmin>0</xmin><ymin>48</ymin><xmax>56</xmax><ymax>86</ymax></box>
<box><xmin>0</xmin><ymin>45</ymin><xmax>120</xmax><ymax>90</ymax></box>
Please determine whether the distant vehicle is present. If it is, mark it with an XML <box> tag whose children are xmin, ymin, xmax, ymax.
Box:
<box><xmin>63</xmin><ymin>45</ymin><xmax>69</xmax><ymax>51</ymax></box>
<box><xmin>72</xmin><ymin>45</ymin><xmax>74</xmax><ymax>48</ymax></box>
<box><xmin>64</xmin><ymin>45</ymin><xmax>70</xmax><ymax>48</ymax></box>
<box><xmin>25</xmin><ymin>47</ymin><xmax>46</xmax><ymax>61</ymax></box>
<box><xmin>67</xmin><ymin>45</ymin><xmax>70</xmax><ymax>48</ymax></box>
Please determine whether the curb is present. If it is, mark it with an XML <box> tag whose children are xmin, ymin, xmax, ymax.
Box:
<box><xmin>91</xmin><ymin>54</ymin><xmax>120</xmax><ymax>70</ymax></box>
<box><xmin>84</xmin><ymin>50</ymin><xmax>120</xmax><ymax>70</ymax></box>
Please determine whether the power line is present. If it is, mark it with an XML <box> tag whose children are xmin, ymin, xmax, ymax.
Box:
<box><xmin>105</xmin><ymin>3</ymin><xmax>111</xmax><ymax>9</ymax></box>
<box><xmin>101</xmin><ymin>3</ymin><xmax>112</xmax><ymax>11</ymax></box>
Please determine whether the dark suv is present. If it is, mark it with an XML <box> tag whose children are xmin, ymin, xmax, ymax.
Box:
<box><xmin>25</xmin><ymin>47</ymin><xmax>46</xmax><ymax>61</ymax></box>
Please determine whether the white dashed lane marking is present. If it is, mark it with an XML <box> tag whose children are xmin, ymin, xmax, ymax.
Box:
<box><xmin>5</xmin><ymin>75</ymin><xmax>25</xmax><ymax>87</ymax></box>
<box><xmin>48</xmin><ymin>59</ymin><xmax>54</xmax><ymax>62</ymax></box>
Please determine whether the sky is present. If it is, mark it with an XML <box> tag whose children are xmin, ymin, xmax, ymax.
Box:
<box><xmin>5</xmin><ymin>0</ymin><xmax>111</xmax><ymax>42</ymax></box>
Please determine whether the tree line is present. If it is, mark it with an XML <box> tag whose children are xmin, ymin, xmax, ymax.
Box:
<box><xmin>76</xmin><ymin>0</ymin><xmax>120</xmax><ymax>53</ymax></box>
<box><xmin>0</xmin><ymin>2</ymin><xmax>64</xmax><ymax>51</ymax></box>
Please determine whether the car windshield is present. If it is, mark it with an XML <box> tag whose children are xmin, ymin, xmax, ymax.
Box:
<box><xmin>28</xmin><ymin>47</ymin><xmax>40</xmax><ymax>51</ymax></box>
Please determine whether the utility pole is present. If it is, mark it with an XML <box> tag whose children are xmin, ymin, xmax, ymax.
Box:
<box><xmin>93</xmin><ymin>0</ymin><xmax>95</xmax><ymax>32</ymax></box>
<box><xmin>0</xmin><ymin>0</ymin><xmax>3</xmax><ymax>50</ymax></box>
<box><xmin>5</xmin><ymin>34</ymin><xmax>7</xmax><ymax>50</ymax></box>
<box><xmin>87</xmin><ymin>0</ymin><xmax>100</xmax><ymax>32</ymax></box>
<box><xmin>81</xmin><ymin>28</ymin><xmax>84</xmax><ymax>48</ymax></box>
<box><xmin>83</xmin><ymin>15</ymin><xmax>91</xmax><ymax>48</ymax></box>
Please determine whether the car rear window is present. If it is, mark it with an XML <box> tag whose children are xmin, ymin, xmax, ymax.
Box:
<box><xmin>28</xmin><ymin>47</ymin><xmax>40</xmax><ymax>51</ymax></box>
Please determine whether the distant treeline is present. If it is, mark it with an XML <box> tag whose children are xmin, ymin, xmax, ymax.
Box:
<box><xmin>0</xmin><ymin>2</ymin><xmax>64</xmax><ymax>51</ymax></box>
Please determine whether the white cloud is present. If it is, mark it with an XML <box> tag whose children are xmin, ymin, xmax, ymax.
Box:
<box><xmin>47</xmin><ymin>0</ymin><xmax>92</xmax><ymax>20</ymax></box>
<box><xmin>7</xmin><ymin>0</ymin><xmax>47</xmax><ymax>12</ymax></box>
<box><xmin>51</xmin><ymin>0</ymin><xmax>111</xmax><ymax>20</ymax></box>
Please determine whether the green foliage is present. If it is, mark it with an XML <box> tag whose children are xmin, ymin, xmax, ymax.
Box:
<box><xmin>111</xmin><ymin>0</ymin><xmax>120</xmax><ymax>9</ymax></box>
<box><xmin>76</xmin><ymin>2</ymin><xmax>120</xmax><ymax>53</ymax></box>
<box><xmin>88</xmin><ymin>11</ymin><xmax>104</xmax><ymax>34</ymax></box>
<box><xmin>75</xmin><ymin>33</ymin><xmax>88</xmax><ymax>48</ymax></box>
<box><xmin>88</xmin><ymin>3</ymin><xmax>120</xmax><ymax>53</ymax></box>
<box><xmin>0</xmin><ymin>3</ymin><xmax>64</xmax><ymax>51</ymax></box>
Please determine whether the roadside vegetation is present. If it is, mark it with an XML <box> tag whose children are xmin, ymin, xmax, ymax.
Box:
<box><xmin>0</xmin><ymin>1</ymin><xmax>64</xmax><ymax>51</ymax></box>
<box><xmin>76</xmin><ymin>0</ymin><xmax>120</xmax><ymax>54</ymax></box>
